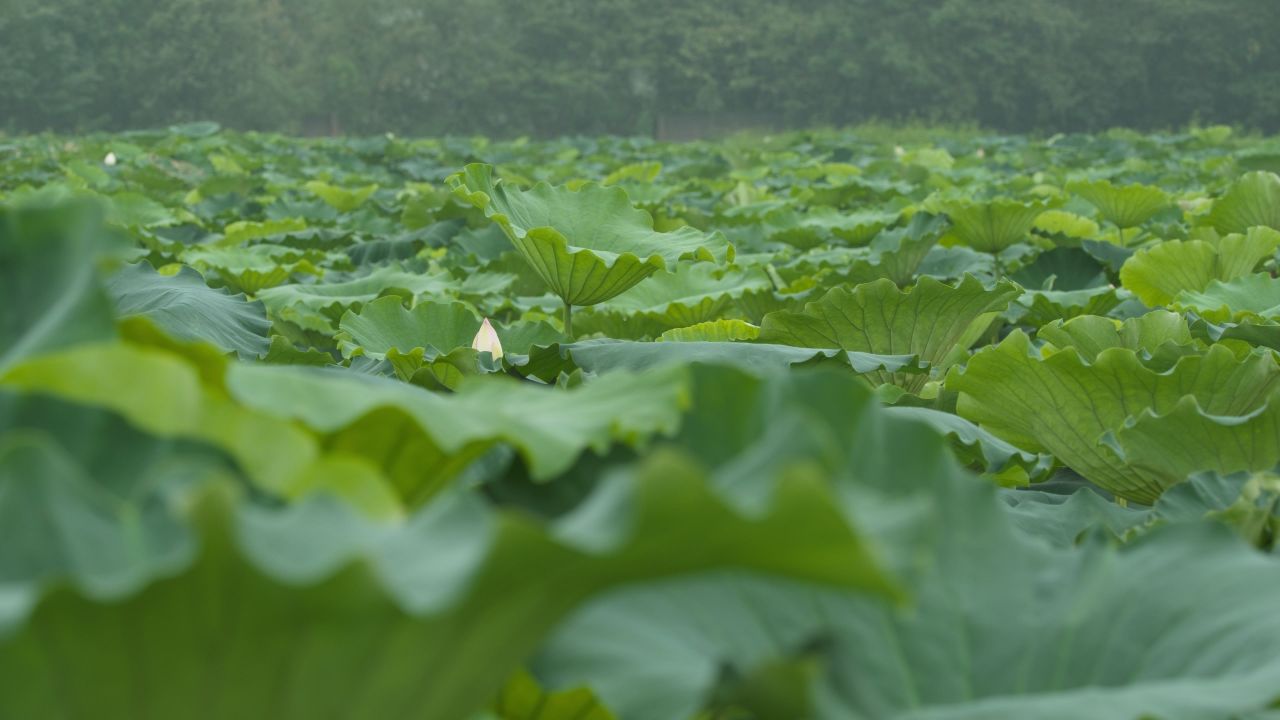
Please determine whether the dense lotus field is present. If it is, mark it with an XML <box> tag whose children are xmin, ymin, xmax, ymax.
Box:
<box><xmin>5</xmin><ymin>123</ymin><xmax>1280</xmax><ymax>719</ymax></box>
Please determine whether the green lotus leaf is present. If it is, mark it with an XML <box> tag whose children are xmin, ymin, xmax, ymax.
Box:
<box><xmin>764</xmin><ymin>207</ymin><xmax>897</xmax><ymax>249</ymax></box>
<box><xmin>941</xmin><ymin>198</ymin><xmax>1051</xmax><ymax>252</ymax></box>
<box><xmin>789</xmin><ymin>213</ymin><xmax>950</xmax><ymax>289</ymax></box>
<box><xmin>258</xmin><ymin>266</ymin><xmax>457</xmax><ymax>333</ymax></box>
<box><xmin>594</xmin><ymin>263</ymin><xmax>769</xmax><ymax>319</ymax></box>
<box><xmin>1208</xmin><ymin>171</ymin><xmax>1280</xmax><ymax>235</ymax></box>
<box><xmin>1118</xmin><ymin>227</ymin><xmax>1280</xmax><ymax>306</ymax></box>
<box><xmin>1033</xmin><ymin>209</ymin><xmax>1101</xmax><ymax>245</ymax></box>
<box><xmin>384</xmin><ymin>345</ymin><xmax>502</xmax><ymax>391</ymax></box>
<box><xmin>948</xmin><ymin>332</ymin><xmax>1280</xmax><ymax>503</ymax></box>
<box><xmin>514</xmin><ymin>340</ymin><xmax>922</xmax><ymax>382</ymax></box>
<box><xmin>0</xmin><ymin>446</ymin><xmax>894</xmax><ymax>720</ymax></box>
<box><xmin>999</xmin><ymin>486</ymin><xmax>1146</xmax><ymax>547</ymax></box>
<box><xmin>532</xmin><ymin>368</ymin><xmax>999</xmax><ymax>718</ymax></box>
<box><xmin>1189</xmin><ymin>314</ymin><xmax>1280</xmax><ymax>353</ymax></box>
<box><xmin>104</xmin><ymin>191</ymin><xmax>181</xmax><ymax>228</ymax></box>
<box><xmin>304</xmin><ymin>180</ymin><xmax>379</xmax><ymax>212</ymax></box>
<box><xmin>214</xmin><ymin>218</ymin><xmax>309</xmax><ymax>247</ymax></box>
<box><xmin>448</xmin><ymin>164</ymin><xmax>732</xmax><ymax>311</ymax></box>
<box><xmin>536</xmin><ymin>369</ymin><xmax>1280</xmax><ymax>719</ymax></box>
<box><xmin>1174</xmin><ymin>273</ymin><xmax>1280</xmax><ymax>322</ymax></box>
<box><xmin>1005</xmin><ymin>469</ymin><xmax>1280</xmax><ymax>550</ymax></box>
<box><xmin>658</xmin><ymin>319</ymin><xmax>760</xmax><ymax>343</ymax></box>
<box><xmin>224</xmin><ymin>363</ymin><xmax>691</xmax><ymax>498</ymax></box>
<box><xmin>538</xmin><ymin>521</ymin><xmax>1280</xmax><ymax>720</ymax></box>
<box><xmin>798</xmin><ymin>210</ymin><xmax>952</xmax><ymax>285</ymax></box>
<box><xmin>883</xmin><ymin>406</ymin><xmax>1053</xmax><ymax>481</ymax></box>
<box><xmin>1080</xmin><ymin>237</ymin><xmax>1136</xmax><ymax>271</ymax></box>
<box><xmin>0</xmin><ymin>392</ymin><xmax>237</xmax><ymax>606</ymax></box>
<box><xmin>0</xmin><ymin>200</ymin><xmax>124</xmax><ymax>373</ymax></box>
<box><xmin>180</xmin><ymin>244</ymin><xmax>329</xmax><ymax>294</ymax></box>
<box><xmin>1010</xmin><ymin>246</ymin><xmax>1108</xmax><ymax>291</ymax></box>
<box><xmin>760</xmin><ymin>275</ymin><xmax>1021</xmax><ymax>392</ymax></box>
<box><xmin>1067</xmin><ymin>178</ymin><xmax>1170</xmax><ymax>230</ymax></box>
<box><xmin>1012</xmin><ymin>287</ymin><xmax>1123</xmax><ymax>328</ymax></box>
<box><xmin>0</xmin><ymin>341</ymin><xmax>401</xmax><ymax>515</ymax></box>
<box><xmin>337</xmin><ymin>296</ymin><xmax>560</xmax><ymax>365</ymax></box>
<box><xmin>1037</xmin><ymin>310</ymin><xmax>1196</xmax><ymax>366</ymax></box>
<box><xmin>491</xmin><ymin>669</ymin><xmax>614</xmax><ymax>720</ymax></box>
<box><xmin>106</xmin><ymin>262</ymin><xmax>271</xmax><ymax>359</ymax></box>
<box><xmin>851</xmin><ymin>211</ymin><xmax>950</xmax><ymax>286</ymax></box>
<box><xmin>1111</xmin><ymin>396</ymin><xmax>1280</xmax><ymax>494</ymax></box>
<box><xmin>573</xmin><ymin>263</ymin><xmax>770</xmax><ymax>339</ymax></box>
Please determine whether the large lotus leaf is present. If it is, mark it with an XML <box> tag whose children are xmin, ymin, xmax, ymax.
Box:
<box><xmin>1010</xmin><ymin>246</ymin><xmax>1108</xmax><ymax>291</ymax></box>
<box><xmin>593</xmin><ymin>263</ymin><xmax>770</xmax><ymax>320</ymax></box>
<box><xmin>1067</xmin><ymin>178</ymin><xmax>1170</xmax><ymax>229</ymax></box>
<box><xmin>531</xmin><ymin>368</ymin><xmax>1004</xmax><ymax>718</ymax></box>
<box><xmin>860</xmin><ymin>210</ymin><xmax>952</xmax><ymax>283</ymax></box>
<box><xmin>338</xmin><ymin>296</ymin><xmax>560</xmax><ymax>361</ymax></box>
<box><xmin>305</xmin><ymin>180</ymin><xmax>379</xmax><ymax>212</ymax></box>
<box><xmin>380</xmin><ymin>346</ymin><xmax>500</xmax><ymax>391</ymax></box>
<box><xmin>948</xmin><ymin>332</ymin><xmax>1280</xmax><ymax>503</ymax></box>
<box><xmin>1002</xmin><ymin>469</ymin><xmax>1280</xmax><ymax>550</ymax></box>
<box><xmin>759</xmin><ymin>275</ymin><xmax>1021</xmax><ymax>392</ymax></box>
<box><xmin>0</xmin><ymin>447</ymin><xmax>895</xmax><ymax>720</ymax></box>
<box><xmin>179</xmin><ymin>244</ymin><xmax>329</xmax><ymax>294</ymax></box>
<box><xmin>1174</xmin><ymin>273</ymin><xmax>1280</xmax><ymax>322</ymax></box>
<box><xmin>789</xmin><ymin>213</ymin><xmax>949</xmax><ymax>289</ymax></box>
<box><xmin>223</xmin><ymin>363</ymin><xmax>690</xmax><ymax>498</ymax></box>
<box><xmin>1037</xmin><ymin>310</ymin><xmax>1197</xmax><ymax>367</ymax></box>
<box><xmin>535</xmin><ymin>365</ymin><xmax>1280</xmax><ymax>719</ymax></box>
<box><xmin>211</xmin><ymin>218</ymin><xmax>309</xmax><ymax>248</ymax></box>
<box><xmin>763</xmin><ymin>207</ymin><xmax>897</xmax><ymax>249</ymax></box>
<box><xmin>0</xmin><ymin>200</ymin><xmax>123</xmax><ymax>373</ymax></box>
<box><xmin>850</xmin><ymin>211</ymin><xmax>949</xmax><ymax>286</ymax></box>
<box><xmin>0</xmin><ymin>341</ymin><xmax>401</xmax><ymax>516</ymax></box>
<box><xmin>658</xmin><ymin>319</ymin><xmax>760</xmax><ymax>343</ymax></box>
<box><xmin>104</xmin><ymin>191</ymin><xmax>181</xmax><ymax>229</ymax></box>
<box><xmin>1111</xmin><ymin>395</ymin><xmax>1280</xmax><ymax>487</ymax></box>
<box><xmin>257</xmin><ymin>267</ymin><xmax>456</xmax><ymax>332</ymax></box>
<box><xmin>513</xmin><ymin>340</ymin><xmax>922</xmax><ymax>383</ymax></box>
<box><xmin>813</xmin><ymin>521</ymin><xmax>1280</xmax><ymax>718</ymax></box>
<box><xmin>538</xmin><ymin>522</ymin><xmax>1280</xmax><ymax>720</ymax></box>
<box><xmin>0</xmin><ymin>393</ymin><xmax>238</xmax><ymax>610</ymax></box>
<box><xmin>1033</xmin><ymin>210</ymin><xmax>1101</xmax><ymax>246</ymax></box>
<box><xmin>537</xmin><ymin>408</ymin><xmax>1280</xmax><ymax>720</ymax></box>
<box><xmin>999</xmin><ymin>487</ymin><xmax>1145</xmax><ymax>548</ymax></box>
<box><xmin>571</xmin><ymin>264</ymin><xmax>770</xmax><ymax>339</ymax></box>
<box><xmin>105</xmin><ymin>262</ymin><xmax>271</xmax><ymax>359</ymax></box>
<box><xmin>883</xmin><ymin>406</ymin><xmax>1053</xmax><ymax>481</ymax></box>
<box><xmin>1208</xmin><ymin>171</ymin><xmax>1280</xmax><ymax>234</ymax></box>
<box><xmin>1118</xmin><ymin>227</ymin><xmax>1280</xmax><ymax>306</ymax></box>
<box><xmin>941</xmin><ymin>198</ymin><xmax>1051</xmax><ymax>252</ymax></box>
<box><xmin>1012</xmin><ymin>287</ymin><xmax>1123</xmax><ymax>328</ymax></box>
<box><xmin>448</xmin><ymin>164</ymin><xmax>731</xmax><ymax>306</ymax></box>
<box><xmin>1190</xmin><ymin>314</ymin><xmax>1280</xmax><ymax>353</ymax></box>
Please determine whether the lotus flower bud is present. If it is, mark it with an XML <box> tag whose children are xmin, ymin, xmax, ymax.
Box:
<box><xmin>103</xmin><ymin>152</ymin><xmax>118</xmax><ymax>166</ymax></box>
<box><xmin>471</xmin><ymin>318</ymin><xmax>503</xmax><ymax>360</ymax></box>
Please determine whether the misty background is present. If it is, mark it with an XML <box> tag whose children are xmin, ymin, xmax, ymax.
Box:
<box><xmin>2</xmin><ymin>0</ymin><xmax>1278</xmax><ymax>138</ymax></box>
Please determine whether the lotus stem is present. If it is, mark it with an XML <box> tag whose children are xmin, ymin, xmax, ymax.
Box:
<box><xmin>563</xmin><ymin>300</ymin><xmax>574</xmax><ymax>339</ymax></box>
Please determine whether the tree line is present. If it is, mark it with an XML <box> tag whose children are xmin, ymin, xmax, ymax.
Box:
<box><xmin>2</xmin><ymin>0</ymin><xmax>1278</xmax><ymax>137</ymax></box>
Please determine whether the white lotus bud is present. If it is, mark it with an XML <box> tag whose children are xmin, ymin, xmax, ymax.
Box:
<box><xmin>893</xmin><ymin>145</ymin><xmax>906</xmax><ymax>157</ymax></box>
<box><xmin>103</xmin><ymin>152</ymin><xmax>118</xmax><ymax>166</ymax></box>
<box><xmin>471</xmin><ymin>318</ymin><xmax>503</xmax><ymax>360</ymax></box>
<box><xmin>975</xmin><ymin>148</ymin><xmax>986</xmax><ymax>159</ymax></box>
